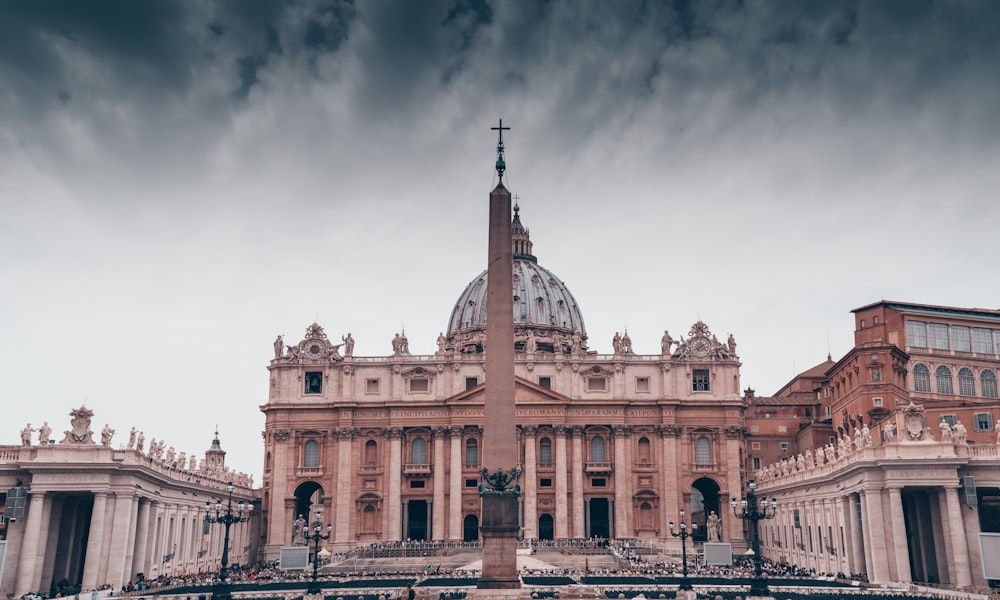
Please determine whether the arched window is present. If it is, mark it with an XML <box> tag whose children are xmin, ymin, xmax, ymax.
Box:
<box><xmin>637</xmin><ymin>437</ymin><xmax>651</xmax><ymax>464</ymax></box>
<box><xmin>303</xmin><ymin>440</ymin><xmax>319</xmax><ymax>468</ymax></box>
<box><xmin>364</xmin><ymin>440</ymin><xmax>378</xmax><ymax>466</ymax></box>
<box><xmin>411</xmin><ymin>438</ymin><xmax>427</xmax><ymax>464</ymax></box>
<box><xmin>590</xmin><ymin>436</ymin><xmax>606</xmax><ymax>462</ymax></box>
<box><xmin>539</xmin><ymin>438</ymin><xmax>552</xmax><ymax>466</ymax></box>
<box><xmin>695</xmin><ymin>436</ymin><xmax>712</xmax><ymax>466</ymax></box>
<box><xmin>913</xmin><ymin>363</ymin><xmax>931</xmax><ymax>392</ymax></box>
<box><xmin>958</xmin><ymin>368</ymin><xmax>976</xmax><ymax>397</ymax></box>
<box><xmin>982</xmin><ymin>370</ymin><xmax>998</xmax><ymax>399</ymax></box>
<box><xmin>936</xmin><ymin>365</ymin><xmax>954</xmax><ymax>395</ymax></box>
<box><xmin>465</xmin><ymin>438</ymin><xmax>479</xmax><ymax>466</ymax></box>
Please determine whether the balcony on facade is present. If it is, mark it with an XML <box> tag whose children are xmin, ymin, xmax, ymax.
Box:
<box><xmin>585</xmin><ymin>461</ymin><xmax>613</xmax><ymax>474</ymax></box>
<box><xmin>403</xmin><ymin>463</ymin><xmax>432</xmax><ymax>476</ymax></box>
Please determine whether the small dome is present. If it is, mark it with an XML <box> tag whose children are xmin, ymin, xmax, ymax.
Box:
<box><xmin>445</xmin><ymin>207</ymin><xmax>587</xmax><ymax>354</ymax></box>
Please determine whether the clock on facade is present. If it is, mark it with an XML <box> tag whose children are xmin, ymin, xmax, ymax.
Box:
<box><xmin>305</xmin><ymin>341</ymin><xmax>325</xmax><ymax>359</ymax></box>
<box><xmin>691</xmin><ymin>337</ymin><xmax>710</xmax><ymax>356</ymax></box>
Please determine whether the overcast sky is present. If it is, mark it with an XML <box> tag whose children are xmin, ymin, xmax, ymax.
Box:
<box><xmin>2</xmin><ymin>1</ymin><xmax>998</xmax><ymax>478</ymax></box>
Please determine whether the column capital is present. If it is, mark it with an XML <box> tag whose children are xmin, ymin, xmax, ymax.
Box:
<box><xmin>448</xmin><ymin>425</ymin><xmax>463</xmax><ymax>437</ymax></box>
<box><xmin>521</xmin><ymin>425</ymin><xmax>538</xmax><ymax>437</ymax></box>
<box><xmin>554</xmin><ymin>425</ymin><xmax>568</xmax><ymax>436</ymax></box>
<box><xmin>613</xmin><ymin>425</ymin><xmax>632</xmax><ymax>437</ymax></box>
<box><xmin>383</xmin><ymin>427</ymin><xmax>403</xmax><ymax>440</ymax></box>
<box><xmin>571</xmin><ymin>425</ymin><xmax>585</xmax><ymax>437</ymax></box>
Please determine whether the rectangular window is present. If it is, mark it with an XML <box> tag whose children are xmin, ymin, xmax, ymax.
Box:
<box><xmin>304</xmin><ymin>372</ymin><xmax>323</xmax><ymax>394</ymax></box>
<box><xmin>779</xmin><ymin>442</ymin><xmax>790</xmax><ymax>450</ymax></box>
<box><xmin>778</xmin><ymin>425</ymin><xmax>788</xmax><ymax>433</ymax></box>
<box><xmin>975</xmin><ymin>413</ymin><xmax>994</xmax><ymax>431</ymax></box>
<box><xmin>793</xmin><ymin>509</ymin><xmax>801</xmax><ymax>528</ymax></box>
<box><xmin>808</xmin><ymin>526</ymin><xmax>814</xmax><ymax>552</ymax></box>
<box><xmin>409</xmin><ymin>378</ymin><xmax>429</xmax><ymax>393</ymax></box>
<box><xmin>538</xmin><ymin>376</ymin><xmax>551</xmax><ymax>389</ymax></box>
<box><xmin>873</xmin><ymin>397</ymin><xmax>883</xmax><ymax>407</ymax></box>
<box><xmin>750</xmin><ymin>425</ymin><xmax>759</xmax><ymax>432</ymax></box>
<box><xmin>465</xmin><ymin>377</ymin><xmax>478</xmax><ymax>390</ymax></box>
<box><xmin>928</xmin><ymin>323</ymin><xmax>950</xmax><ymax>350</ymax></box>
<box><xmin>825</xmin><ymin>406</ymin><xmax>832</xmax><ymax>418</ymax></box>
<box><xmin>752</xmin><ymin>456</ymin><xmax>761</xmax><ymax>470</ymax></box>
<box><xmin>409</xmin><ymin>480</ymin><xmax>425</xmax><ymax>489</ymax></box>
<box><xmin>587</xmin><ymin>377</ymin><xmax>606</xmax><ymax>392</ymax></box>
<box><xmin>952</xmin><ymin>326</ymin><xmax>972</xmax><ymax>352</ymax></box>
<box><xmin>751</xmin><ymin>442</ymin><xmax>761</xmax><ymax>450</ymax></box>
<box><xmin>906</xmin><ymin>320</ymin><xmax>927</xmax><ymax>347</ymax></box>
<box><xmin>540</xmin><ymin>478</ymin><xmax>552</xmax><ymax>487</ymax></box>
<box><xmin>465</xmin><ymin>479</ymin><xmax>477</xmax><ymax>488</ymax></box>
<box><xmin>693</xmin><ymin>369</ymin><xmax>710</xmax><ymax>392</ymax></box>
<box><xmin>940</xmin><ymin>414</ymin><xmax>957</xmax><ymax>427</ymax></box>
<box><xmin>974</xmin><ymin>328</ymin><xmax>995</xmax><ymax>354</ymax></box>
<box><xmin>591</xmin><ymin>478</ymin><xmax>606</xmax><ymax>487</ymax></box>
<box><xmin>366</xmin><ymin>379</ymin><xmax>380</xmax><ymax>394</ymax></box>
<box><xmin>636</xmin><ymin>377</ymin><xmax>650</xmax><ymax>393</ymax></box>
<box><xmin>859</xmin><ymin>319</ymin><xmax>866</xmax><ymax>329</ymax></box>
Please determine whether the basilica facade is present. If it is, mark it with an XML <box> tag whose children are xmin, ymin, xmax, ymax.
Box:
<box><xmin>259</xmin><ymin>207</ymin><xmax>746</xmax><ymax>560</ymax></box>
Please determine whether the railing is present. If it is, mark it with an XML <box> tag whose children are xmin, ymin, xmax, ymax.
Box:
<box><xmin>403</xmin><ymin>463</ymin><xmax>432</xmax><ymax>475</ymax></box>
<box><xmin>585</xmin><ymin>461</ymin><xmax>613</xmax><ymax>474</ymax></box>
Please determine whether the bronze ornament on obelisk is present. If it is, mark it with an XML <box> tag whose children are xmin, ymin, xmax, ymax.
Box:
<box><xmin>477</xmin><ymin>118</ymin><xmax>522</xmax><ymax>590</ymax></box>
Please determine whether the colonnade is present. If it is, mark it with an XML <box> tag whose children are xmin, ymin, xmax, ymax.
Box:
<box><xmin>762</xmin><ymin>484</ymin><xmax>974</xmax><ymax>586</ymax></box>
<box><xmin>8</xmin><ymin>487</ymin><xmax>255</xmax><ymax>598</ymax></box>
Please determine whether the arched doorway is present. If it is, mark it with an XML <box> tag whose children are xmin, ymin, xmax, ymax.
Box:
<box><xmin>463</xmin><ymin>514</ymin><xmax>479</xmax><ymax>542</ymax></box>
<box><xmin>690</xmin><ymin>477</ymin><xmax>722</xmax><ymax>542</ymax></box>
<box><xmin>538</xmin><ymin>514</ymin><xmax>554</xmax><ymax>540</ymax></box>
<box><xmin>294</xmin><ymin>481</ymin><xmax>324</xmax><ymax>525</ymax></box>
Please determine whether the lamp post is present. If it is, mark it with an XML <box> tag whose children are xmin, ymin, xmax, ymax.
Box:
<box><xmin>306</xmin><ymin>509</ymin><xmax>332</xmax><ymax>595</ymax></box>
<box><xmin>668</xmin><ymin>509</ymin><xmax>697</xmax><ymax>591</ymax></box>
<box><xmin>731</xmin><ymin>480</ymin><xmax>777</xmax><ymax>597</ymax></box>
<box><xmin>205</xmin><ymin>481</ymin><xmax>253</xmax><ymax>600</ymax></box>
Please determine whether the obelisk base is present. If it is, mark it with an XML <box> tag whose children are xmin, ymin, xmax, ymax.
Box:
<box><xmin>478</xmin><ymin>494</ymin><xmax>521</xmax><ymax>589</ymax></box>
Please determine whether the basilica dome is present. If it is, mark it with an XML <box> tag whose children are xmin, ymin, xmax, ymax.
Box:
<box><xmin>444</xmin><ymin>206</ymin><xmax>587</xmax><ymax>354</ymax></box>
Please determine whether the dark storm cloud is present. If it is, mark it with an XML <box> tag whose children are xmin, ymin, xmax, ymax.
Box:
<box><xmin>2</xmin><ymin>0</ymin><xmax>999</xmax><ymax>202</ymax></box>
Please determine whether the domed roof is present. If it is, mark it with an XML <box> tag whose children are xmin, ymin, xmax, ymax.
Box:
<box><xmin>445</xmin><ymin>206</ymin><xmax>587</xmax><ymax>355</ymax></box>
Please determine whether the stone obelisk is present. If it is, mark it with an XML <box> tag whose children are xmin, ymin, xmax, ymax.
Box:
<box><xmin>478</xmin><ymin>119</ymin><xmax>521</xmax><ymax>591</ymax></box>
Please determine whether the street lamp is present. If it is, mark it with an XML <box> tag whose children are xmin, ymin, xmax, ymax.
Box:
<box><xmin>731</xmin><ymin>480</ymin><xmax>777</xmax><ymax>597</ymax></box>
<box><xmin>205</xmin><ymin>481</ymin><xmax>253</xmax><ymax>600</ymax></box>
<box><xmin>306</xmin><ymin>509</ymin><xmax>332</xmax><ymax>595</ymax></box>
<box><xmin>668</xmin><ymin>509</ymin><xmax>698</xmax><ymax>591</ymax></box>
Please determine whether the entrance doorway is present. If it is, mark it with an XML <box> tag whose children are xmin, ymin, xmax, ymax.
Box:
<box><xmin>406</xmin><ymin>500</ymin><xmax>428</xmax><ymax>541</ymax></box>
<box><xmin>690</xmin><ymin>478</ymin><xmax>721</xmax><ymax>542</ymax></box>
<box><xmin>538</xmin><ymin>514</ymin><xmax>554</xmax><ymax>540</ymax></box>
<box><xmin>463</xmin><ymin>514</ymin><xmax>479</xmax><ymax>542</ymax></box>
<box><xmin>588</xmin><ymin>498</ymin><xmax>610</xmax><ymax>539</ymax></box>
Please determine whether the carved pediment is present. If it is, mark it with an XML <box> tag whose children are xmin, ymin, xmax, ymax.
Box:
<box><xmin>580</xmin><ymin>365</ymin><xmax>614</xmax><ymax>378</ymax></box>
<box><xmin>401</xmin><ymin>366</ymin><xmax>436</xmax><ymax>381</ymax></box>
<box><xmin>671</xmin><ymin>320</ymin><xmax>736</xmax><ymax>361</ymax></box>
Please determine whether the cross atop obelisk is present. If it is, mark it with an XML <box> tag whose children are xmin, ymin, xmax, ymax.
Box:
<box><xmin>477</xmin><ymin>118</ymin><xmax>521</xmax><ymax>591</ymax></box>
<box><xmin>491</xmin><ymin>118</ymin><xmax>510</xmax><ymax>181</ymax></box>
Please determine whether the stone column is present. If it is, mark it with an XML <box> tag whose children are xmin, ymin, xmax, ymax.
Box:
<box><xmin>659</xmin><ymin>426</ymin><xmax>680</xmax><ymax>532</ymax></box>
<box><xmin>887</xmin><ymin>487</ymin><xmax>911</xmax><ymax>582</ymax></box>
<box><xmin>386</xmin><ymin>428</ymin><xmax>403</xmax><ymax>540</ymax></box>
<box><xmin>432</xmin><ymin>427</ymin><xmax>446</xmax><ymax>540</ymax></box>
<box><xmin>132</xmin><ymin>499</ymin><xmax>151</xmax><ymax>581</ymax></box>
<box><xmin>449</xmin><ymin>426</ymin><xmax>463</xmax><ymax>540</ymax></box>
<box><xmin>944</xmin><ymin>486</ymin><xmax>973</xmax><ymax>587</ymax></box>
<box><xmin>571</xmin><ymin>426</ymin><xmax>585</xmax><ymax>537</ymax></box>
<box><xmin>335</xmin><ymin>428</ymin><xmax>354</xmax><ymax>545</ymax></box>
<box><xmin>81</xmin><ymin>492</ymin><xmax>108</xmax><ymax>591</ymax></box>
<box><xmin>107</xmin><ymin>493</ymin><xmax>137</xmax><ymax>587</ymax></box>
<box><xmin>39</xmin><ymin>495</ymin><xmax>60</xmax><ymax>594</ymax></box>
<box><xmin>522</xmin><ymin>426</ymin><xmax>538</xmax><ymax>540</ymax></box>
<box><xmin>613</xmin><ymin>426</ymin><xmax>630</xmax><ymax>537</ymax></box>
<box><xmin>862</xmin><ymin>489</ymin><xmax>890</xmax><ymax>583</ymax></box>
<box><xmin>14</xmin><ymin>492</ymin><xmax>47</xmax><ymax>596</ymax></box>
<box><xmin>554</xmin><ymin>425</ymin><xmax>569</xmax><ymax>539</ymax></box>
